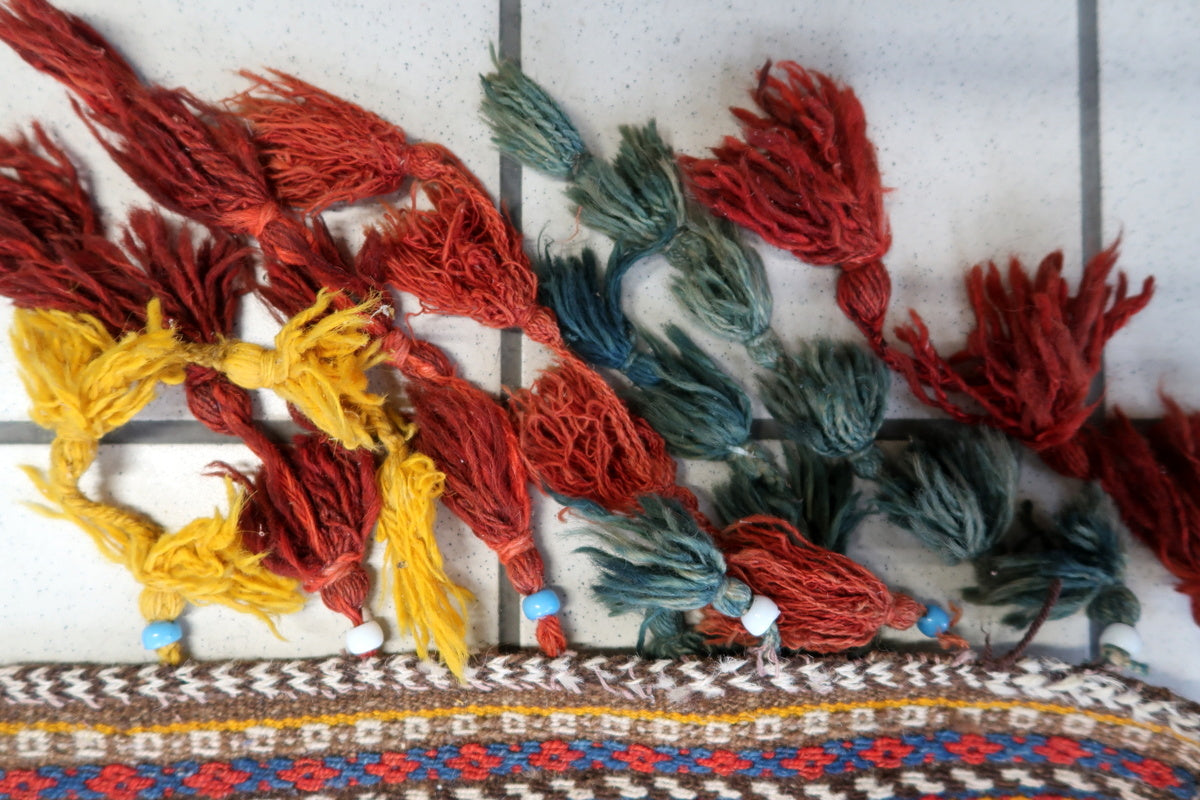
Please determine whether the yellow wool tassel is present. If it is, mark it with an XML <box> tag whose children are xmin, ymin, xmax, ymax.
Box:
<box><xmin>188</xmin><ymin>291</ymin><xmax>386</xmax><ymax>450</ymax></box>
<box><xmin>15</xmin><ymin>301</ymin><xmax>187</xmax><ymax>439</ymax></box>
<box><xmin>371</xmin><ymin>407</ymin><xmax>473</xmax><ymax>678</ymax></box>
<box><xmin>13</xmin><ymin>304</ymin><xmax>303</xmax><ymax>663</ymax></box>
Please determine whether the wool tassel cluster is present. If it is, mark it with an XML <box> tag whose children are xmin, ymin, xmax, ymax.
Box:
<box><xmin>965</xmin><ymin>486</ymin><xmax>1137</xmax><ymax>628</ymax></box>
<box><xmin>12</xmin><ymin>301</ymin><xmax>304</xmax><ymax>662</ymax></box>
<box><xmin>228</xmin><ymin>56</ymin><xmax>958</xmax><ymax>656</ymax></box>
<box><xmin>681</xmin><ymin>59</ymin><xmax>1155</xmax><ymax>462</ymax></box>
<box><xmin>678</xmin><ymin>57</ymin><xmax>1161</xmax><ymax>653</ymax></box>
<box><xmin>0</xmin><ymin>0</ymin><xmax>473</xmax><ymax>671</ymax></box>
<box><xmin>874</xmin><ymin>426</ymin><xmax>1019</xmax><ymax>565</ymax></box>
<box><xmin>233</xmin><ymin>71</ymin><xmax>568</xmax><ymax>657</ymax></box>
<box><xmin>481</xmin><ymin>60</ymin><xmax>890</xmax><ymax>477</ymax></box>
<box><xmin>5</xmin><ymin>0</ymin><xmax>1189</xmax><ymax>676</ymax></box>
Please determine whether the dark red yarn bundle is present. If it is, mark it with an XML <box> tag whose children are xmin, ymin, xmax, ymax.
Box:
<box><xmin>679</xmin><ymin>60</ymin><xmax>890</xmax><ymax>269</ymax></box>
<box><xmin>1055</xmin><ymin>400</ymin><xmax>1200</xmax><ymax>623</ymax></box>
<box><xmin>886</xmin><ymin>244</ymin><xmax>1154</xmax><ymax>452</ymax></box>
<box><xmin>699</xmin><ymin>516</ymin><xmax>935</xmax><ymax>653</ymax></box>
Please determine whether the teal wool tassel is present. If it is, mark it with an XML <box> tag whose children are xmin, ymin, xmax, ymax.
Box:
<box><xmin>481</xmin><ymin>62</ymin><xmax>776</xmax><ymax>353</ymax></box>
<box><xmin>714</xmin><ymin>442</ymin><xmax>866</xmax><ymax>554</ymax></box>
<box><xmin>567</xmin><ymin>122</ymin><xmax>686</xmax><ymax>251</ymax></box>
<box><xmin>628</xmin><ymin>325</ymin><xmax>754</xmax><ymax>460</ymax></box>
<box><xmin>576</xmin><ymin>495</ymin><xmax>753</xmax><ymax>618</ymax></box>
<box><xmin>668</xmin><ymin>214</ymin><xmax>780</xmax><ymax>363</ymax></box>
<box><xmin>637</xmin><ymin>608</ymin><xmax>708</xmax><ymax>659</ymax></box>
<box><xmin>480</xmin><ymin>56</ymin><xmax>589</xmax><ymax>178</ymax></box>
<box><xmin>965</xmin><ymin>485</ymin><xmax>1139</xmax><ymax>630</ymax></box>
<box><xmin>759</xmin><ymin>341</ymin><xmax>889</xmax><ymax>478</ymax></box>
<box><xmin>874</xmin><ymin>425</ymin><xmax>1018</xmax><ymax>564</ymax></box>
<box><xmin>534</xmin><ymin>246</ymin><xmax>659</xmax><ymax>385</ymax></box>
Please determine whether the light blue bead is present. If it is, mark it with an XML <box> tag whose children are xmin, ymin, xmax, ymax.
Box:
<box><xmin>522</xmin><ymin>589</ymin><xmax>561</xmax><ymax>621</ymax></box>
<box><xmin>917</xmin><ymin>605</ymin><xmax>951</xmax><ymax>638</ymax></box>
<box><xmin>142</xmin><ymin>620</ymin><xmax>183</xmax><ymax>650</ymax></box>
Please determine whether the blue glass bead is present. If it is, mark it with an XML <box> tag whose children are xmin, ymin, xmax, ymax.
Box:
<box><xmin>142</xmin><ymin>620</ymin><xmax>183</xmax><ymax>650</ymax></box>
<box><xmin>917</xmin><ymin>605</ymin><xmax>951</xmax><ymax>638</ymax></box>
<box><xmin>522</xmin><ymin>589</ymin><xmax>561</xmax><ymax>621</ymax></box>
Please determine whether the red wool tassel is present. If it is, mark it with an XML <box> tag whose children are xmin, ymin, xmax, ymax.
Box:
<box><xmin>883</xmin><ymin>244</ymin><xmax>1153</xmax><ymax>452</ymax></box>
<box><xmin>225</xmin><ymin>428</ymin><xmax>381</xmax><ymax>626</ymax></box>
<box><xmin>0</xmin><ymin>0</ymin><xmax>371</xmax><ymax>309</ymax></box>
<box><xmin>231</xmin><ymin>69</ymin><xmax>696</xmax><ymax>534</ymax></box>
<box><xmin>237</xmin><ymin>70</ymin><xmax>567</xmax><ymax>349</ymax></box>
<box><xmin>122</xmin><ymin>215</ymin><xmax>384</xmax><ymax>630</ymax></box>
<box><xmin>0</xmin><ymin>123</ymin><xmax>96</xmax><ymax>244</ymax></box>
<box><xmin>697</xmin><ymin>516</ymin><xmax>932</xmax><ymax>652</ymax></box>
<box><xmin>1085</xmin><ymin>400</ymin><xmax>1200</xmax><ymax>622</ymax></box>
<box><xmin>507</xmin><ymin>356</ymin><xmax>698</xmax><ymax>516</ymax></box>
<box><xmin>366</xmin><ymin>191</ymin><xmax>561</xmax><ymax>346</ymax></box>
<box><xmin>235</xmin><ymin>70</ymin><xmax>457</xmax><ymax>212</ymax></box>
<box><xmin>679</xmin><ymin>60</ymin><xmax>890</xmax><ymax>268</ymax></box>
<box><xmin>404</xmin><ymin>372</ymin><xmax>566</xmax><ymax>654</ymax></box>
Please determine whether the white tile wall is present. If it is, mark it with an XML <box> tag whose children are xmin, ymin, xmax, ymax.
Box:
<box><xmin>1100</xmin><ymin>1</ymin><xmax>1200</xmax><ymax>415</ymax></box>
<box><xmin>0</xmin><ymin>0</ymin><xmax>1196</xmax><ymax>704</ymax></box>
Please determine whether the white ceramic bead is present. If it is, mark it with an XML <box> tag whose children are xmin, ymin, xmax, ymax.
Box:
<box><xmin>345</xmin><ymin>620</ymin><xmax>385</xmax><ymax>655</ymax></box>
<box><xmin>1099</xmin><ymin>623</ymin><xmax>1143</xmax><ymax>658</ymax></box>
<box><xmin>740</xmin><ymin>595</ymin><xmax>781</xmax><ymax>637</ymax></box>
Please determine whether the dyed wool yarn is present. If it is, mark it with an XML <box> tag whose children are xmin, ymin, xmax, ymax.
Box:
<box><xmin>874</xmin><ymin>426</ymin><xmax>1019</xmax><ymax>565</ymax></box>
<box><xmin>675</xmin><ymin>57</ymin><xmax>1178</xmax><ymax>646</ymax></box>
<box><xmin>481</xmin><ymin>59</ymin><xmax>890</xmax><ymax>478</ymax></box>
<box><xmin>11</xmin><ymin>300</ymin><xmax>303</xmax><ymax>663</ymax></box>
<box><xmin>225</xmin><ymin>60</ymin><xmax>961</xmax><ymax>658</ymax></box>
<box><xmin>0</xmin><ymin>133</ymin><xmax>309</xmax><ymax>661</ymax></box>
<box><xmin>966</xmin><ymin>485</ymin><xmax>1142</xmax><ymax>669</ymax></box>
<box><xmin>237</xmin><ymin>72</ymin><xmax>567</xmax><ymax>659</ymax></box>
<box><xmin>714</xmin><ymin>442</ymin><xmax>866</xmax><ymax>554</ymax></box>
<box><xmin>679</xmin><ymin>59</ymin><xmax>1154</xmax><ymax>464</ymax></box>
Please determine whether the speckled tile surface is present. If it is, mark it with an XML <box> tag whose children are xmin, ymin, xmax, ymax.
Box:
<box><xmin>1100</xmin><ymin>1</ymin><xmax>1200</xmax><ymax>414</ymax></box>
<box><xmin>0</xmin><ymin>0</ymin><xmax>1196</xmax><ymax>707</ymax></box>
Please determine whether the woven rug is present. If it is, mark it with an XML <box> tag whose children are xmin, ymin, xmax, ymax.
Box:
<box><xmin>0</xmin><ymin>652</ymin><xmax>1196</xmax><ymax>800</ymax></box>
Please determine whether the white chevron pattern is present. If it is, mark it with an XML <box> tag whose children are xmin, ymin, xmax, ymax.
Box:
<box><xmin>0</xmin><ymin>651</ymin><xmax>1196</xmax><ymax>750</ymax></box>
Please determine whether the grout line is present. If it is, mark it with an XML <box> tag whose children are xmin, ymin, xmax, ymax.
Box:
<box><xmin>754</xmin><ymin>416</ymin><xmax>1156</xmax><ymax>443</ymax></box>
<box><xmin>0</xmin><ymin>420</ymin><xmax>304</xmax><ymax>446</ymax></box>
<box><xmin>1077</xmin><ymin>0</ymin><xmax>1104</xmax><ymax>662</ymax></box>
<box><xmin>1079</xmin><ymin>0</ymin><xmax>1105</xmax><ymax>419</ymax></box>
<box><xmin>496</xmin><ymin>0</ymin><xmax>524</xmax><ymax>650</ymax></box>
<box><xmin>0</xmin><ymin>413</ymin><xmax>1168</xmax><ymax>450</ymax></box>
